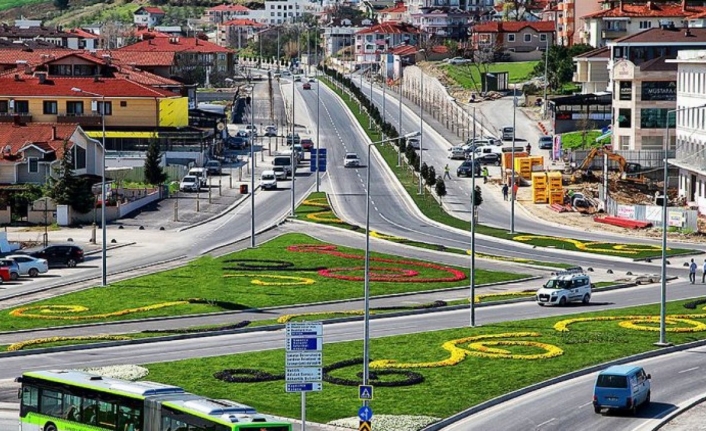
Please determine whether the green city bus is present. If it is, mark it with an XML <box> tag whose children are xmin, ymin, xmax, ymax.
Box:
<box><xmin>16</xmin><ymin>369</ymin><xmax>292</xmax><ymax>431</ymax></box>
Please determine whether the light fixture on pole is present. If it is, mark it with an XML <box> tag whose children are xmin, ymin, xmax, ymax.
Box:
<box><xmin>363</xmin><ymin>130</ymin><xmax>421</xmax><ymax>410</ymax></box>
<box><xmin>657</xmin><ymin>104</ymin><xmax>706</xmax><ymax>346</ymax></box>
<box><xmin>71</xmin><ymin>87</ymin><xmax>107</xmax><ymax>287</ymax></box>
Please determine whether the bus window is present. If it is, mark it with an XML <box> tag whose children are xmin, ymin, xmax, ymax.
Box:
<box><xmin>63</xmin><ymin>393</ymin><xmax>81</xmax><ymax>421</ymax></box>
<box><xmin>82</xmin><ymin>398</ymin><xmax>98</xmax><ymax>425</ymax></box>
<box><xmin>40</xmin><ymin>389</ymin><xmax>62</xmax><ymax>417</ymax></box>
<box><xmin>98</xmin><ymin>400</ymin><xmax>117</xmax><ymax>430</ymax></box>
<box><xmin>21</xmin><ymin>386</ymin><xmax>38</xmax><ymax>412</ymax></box>
<box><xmin>118</xmin><ymin>404</ymin><xmax>142</xmax><ymax>431</ymax></box>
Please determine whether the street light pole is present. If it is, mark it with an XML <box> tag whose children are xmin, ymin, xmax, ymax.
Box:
<box><xmin>470</xmin><ymin>107</ymin><xmax>476</xmax><ymax>327</ymax></box>
<box><xmin>72</xmin><ymin>87</ymin><xmax>107</xmax><ymax>287</ymax></box>
<box><xmin>543</xmin><ymin>36</ymin><xmax>549</xmax><ymax>119</ymax></box>
<box><xmin>511</xmin><ymin>88</ymin><xmax>517</xmax><ymax>234</ymax></box>
<box><xmin>398</xmin><ymin>77</ymin><xmax>403</xmax><ymax>167</ymax></box>
<box><xmin>418</xmin><ymin>65</ymin><xmax>425</xmax><ymax>194</ymax></box>
<box><xmin>316</xmin><ymin>39</ymin><xmax>321</xmax><ymax>192</ymax></box>
<box><xmin>657</xmin><ymin>104</ymin><xmax>706</xmax><ymax>346</ymax></box>
<box><xmin>250</xmin><ymin>85</ymin><xmax>256</xmax><ymax>247</ymax></box>
<box><xmin>363</xmin><ymin>131</ymin><xmax>420</xmax><ymax>410</ymax></box>
<box><xmin>290</xmin><ymin>63</ymin><xmax>296</xmax><ymax>217</ymax></box>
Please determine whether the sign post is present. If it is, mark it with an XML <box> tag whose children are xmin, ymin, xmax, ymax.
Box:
<box><xmin>285</xmin><ymin>322</ymin><xmax>323</xmax><ymax>431</ymax></box>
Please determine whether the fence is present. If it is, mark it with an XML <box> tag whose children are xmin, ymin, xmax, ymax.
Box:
<box><xmin>604</xmin><ymin>195</ymin><xmax>698</xmax><ymax>231</ymax></box>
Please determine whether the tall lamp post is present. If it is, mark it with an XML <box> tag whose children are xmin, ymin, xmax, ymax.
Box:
<box><xmin>417</xmin><ymin>52</ymin><xmax>426</xmax><ymax>194</ymax></box>
<box><xmin>363</xmin><ymin>130</ymin><xmax>421</xmax><ymax>409</ymax></box>
<box><xmin>510</xmin><ymin>87</ymin><xmax>517</xmax><ymax>233</ymax></box>
<box><xmin>657</xmin><ymin>104</ymin><xmax>706</xmax><ymax>346</ymax></box>
<box><xmin>71</xmin><ymin>87</ymin><xmax>107</xmax><ymax>287</ymax></box>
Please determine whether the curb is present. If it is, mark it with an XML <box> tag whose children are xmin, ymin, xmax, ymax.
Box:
<box><xmin>651</xmin><ymin>393</ymin><xmax>706</xmax><ymax>431</ymax></box>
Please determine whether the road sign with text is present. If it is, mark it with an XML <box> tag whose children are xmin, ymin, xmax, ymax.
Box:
<box><xmin>285</xmin><ymin>322</ymin><xmax>323</xmax><ymax>393</ymax></box>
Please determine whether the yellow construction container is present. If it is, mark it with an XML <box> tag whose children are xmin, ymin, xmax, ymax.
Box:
<box><xmin>530</xmin><ymin>155</ymin><xmax>544</xmax><ymax>169</ymax></box>
<box><xmin>547</xmin><ymin>171</ymin><xmax>563</xmax><ymax>189</ymax></box>
<box><xmin>533</xmin><ymin>191</ymin><xmax>548</xmax><ymax>204</ymax></box>
<box><xmin>514</xmin><ymin>157</ymin><xmax>532</xmax><ymax>173</ymax></box>
<box><xmin>531</xmin><ymin>172</ymin><xmax>547</xmax><ymax>189</ymax></box>
<box><xmin>549</xmin><ymin>189</ymin><xmax>564</xmax><ymax>205</ymax></box>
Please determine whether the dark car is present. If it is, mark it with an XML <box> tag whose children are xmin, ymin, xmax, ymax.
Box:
<box><xmin>226</xmin><ymin>136</ymin><xmax>250</xmax><ymax>150</ymax></box>
<box><xmin>0</xmin><ymin>259</ymin><xmax>19</xmax><ymax>280</ymax></box>
<box><xmin>286</xmin><ymin>133</ymin><xmax>301</xmax><ymax>145</ymax></box>
<box><xmin>538</xmin><ymin>135</ymin><xmax>554</xmax><ymax>149</ymax></box>
<box><xmin>303</xmin><ymin>82</ymin><xmax>312</xmax><ymax>90</ymax></box>
<box><xmin>470</xmin><ymin>153</ymin><xmax>501</xmax><ymax>165</ymax></box>
<box><xmin>24</xmin><ymin>244</ymin><xmax>84</xmax><ymax>268</ymax></box>
<box><xmin>300</xmin><ymin>138</ymin><xmax>314</xmax><ymax>151</ymax></box>
<box><xmin>457</xmin><ymin>160</ymin><xmax>481</xmax><ymax>177</ymax></box>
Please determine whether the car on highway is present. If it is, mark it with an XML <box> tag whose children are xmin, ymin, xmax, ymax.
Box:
<box><xmin>456</xmin><ymin>159</ymin><xmax>481</xmax><ymax>177</ymax></box>
<box><xmin>593</xmin><ymin>365</ymin><xmax>651</xmax><ymax>414</ymax></box>
<box><xmin>448</xmin><ymin>146</ymin><xmax>466</xmax><ymax>160</ymax></box>
<box><xmin>300</xmin><ymin>138</ymin><xmax>314</xmax><ymax>151</ymax></box>
<box><xmin>264</xmin><ymin>125</ymin><xmax>278</xmax><ymax>137</ymax></box>
<box><xmin>303</xmin><ymin>82</ymin><xmax>311</xmax><ymax>90</ymax></box>
<box><xmin>407</xmin><ymin>137</ymin><xmax>421</xmax><ymax>149</ymax></box>
<box><xmin>22</xmin><ymin>244</ymin><xmax>85</xmax><ymax>268</ymax></box>
<box><xmin>344</xmin><ymin>152</ymin><xmax>361</xmax><ymax>167</ymax></box>
<box><xmin>180</xmin><ymin>175</ymin><xmax>200</xmax><ymax>192</ymax></box>
<box><xmin>260</xmin><ymin>170</ymin><xmax>278</xmax><ymax>190</ymax></box>
<box><xmin>286</xmin><ymin>133</ymin><xmax>301</xmax><ymax>145</ymax></box>
<box><xmin>536</xmin><ymin>270</ymin><xmax>592</xmax><ymax>306</ymax></box>
<box><xmin>0</xmin><ymin>258</ymin><xmax>20</xmax><ymax>280</ymax></box>
<box><xmin>243</xmin><ymin>125</ymin><xmax>258</xmax><ymax>136</ymax></box>
<box><xmin>204</xmin><ymin>160</ymin><xmax>222</xmax><ymax>176</ymax></box>
<box><xmin>538</xmin><ymin>135</ymin><xmax>554</xmax><ymax>149</ymax></box>
<box><xmin>6</xmin><ymin>254</ymin><xmax>48</xmax><ymax>277</ymax></box>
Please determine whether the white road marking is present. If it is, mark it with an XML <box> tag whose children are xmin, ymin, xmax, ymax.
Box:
<box><xmin>679</xmin><ymin>366</ymin><xmax>699</xmax><ymax>373</ymax></box>
<box><xmin>535</xmin><ymin>418</ymin><xmax>556</xmax><ymax>428</ymax></box>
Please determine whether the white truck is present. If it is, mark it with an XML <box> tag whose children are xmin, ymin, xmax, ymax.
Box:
<box><xmin>536</xmin><ymin>269</ymin><xmax>593</xmax><ymax>306</ymax></box>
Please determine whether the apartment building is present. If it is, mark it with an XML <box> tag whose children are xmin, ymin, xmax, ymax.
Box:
<box><xmin>608</xmin><ymin>25</ymin><xmax>706</xmax><ymax>151</ymax></box>
<box><xmin>263</xmin><ymin>0</ymin><xmax>322</xmax><ymax>25</ymax></box>
<box><xmin>0</xmin><ymin>24</ymin><xmax>98</xmax><ymax>50</ymax></box>
<box><xmin>572</xmin><ymin>46</ymin><xmax>610</xmax><ymax>94</ymax></box>
<box><xmin>133</xmin><ymin>6</ymin><xmax>166</xmax><ymax>28</ymax></box>
<box><xmin>471</xmin><ymin>21</ymin><xmax>555</xmax><ymax>62</ymax></box>
<box><xmin>667</xmin><ymin>50</ymin><xmax>706</xmax><ymax>204</ymax></box>
<box><xmin>556</xmin><ymin>0</ymin><xmax>601</xmax><ymax>46</ymax></box>
<box><xmin>206</xmin><ymin>4</ymin><xmax>253</xmax><ymax>25</ymax></box>
<box><xmin>354</xmin><ymin>23</ymin><xmax>419</xmax><ymax>64</ymax></box>
<box><xmin>216</xmin><ymin>19</ymin><xmax>266</xmax><ymax>49</ymax></box>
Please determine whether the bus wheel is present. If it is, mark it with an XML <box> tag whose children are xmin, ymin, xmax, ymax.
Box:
<box><xmin>45</xmin><ymin>423</ymin><xmax>58</xmax><ymax>431</ymax></box>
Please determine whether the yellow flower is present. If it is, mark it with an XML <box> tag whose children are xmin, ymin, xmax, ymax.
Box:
<box><xmin>10</xmin><ymin>301</ymin><xmax>190</xmax><ymax>320</ymax></box>
<box><xmin>512</xmin><ymin>235</ymin><xmax>666</xmax><ymax>255</ymax></box>
<box><xmin>223</xmin><ymin>274</ymin><xmax>316</xmax><ymax>286</ymax></box>
<box><xmin>8</xmin><ymin>335</ymin><xmax>130</xmax><ymax>351</ymax></box>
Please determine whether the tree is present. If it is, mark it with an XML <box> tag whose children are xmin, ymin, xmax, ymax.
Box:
<box><xmin>435</xmin><ymin>179</ymin><xmax>447</xmax><ymax>203</ymax></box>
<box><xmin>144</xmin><ymin>139</ymin><xmax>168</xmax><ymax>186</ymax></box>
<box><xmin>47</xmin><ymin>141</ymin><xmax>95</xmax><ymax>214</ymax></box>
<box><xmin>533</xmin><ymin>43</ymin><xmax>593</xmax><ymax>92</ymax></box>
<box><xmin>421</xmin><ymin>163</ymin><xmax>429</xmax><ymax>183</ymax></box>
<box><xmin>427</xmin><ymin>166</ymin><xmax>437</xmax><ymax>187</ymax></box>
<box><xmin>53</xmin><ymin>0</ymin><xmax>69</xmax><ymax>9</ymax></box>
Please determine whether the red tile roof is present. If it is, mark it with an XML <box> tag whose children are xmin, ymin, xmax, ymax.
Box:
<box><xmin>208</xmin><ymin>4</ymin><xmax>251</xmax><ymax>12</ymax></box>
<box><xmin>137</xmin><ymin>6</ymin><xmax>165</xmax><ymax>14</ymax></box>
<box><xmin>430</xmin><ymin>45</ymin><xmax>449</xmax><ymax>54</ymax></box>
<box><xmin>356</xmin><ymin>23</ymin><xmax>420</xmax><ymax>35</ymax></box>
<box><xmin>613</xmin><ymin>26</ymin><xmax>706</xmax><ymax>43</ymax></box>
<box><xmin>381</xmin><ymin>3</ymin><xmax>406</xmax><ymax>13</ymax></box>
<box><xmin>104</xmin><ymin>50</ymin><xmax>175</xmax><ymax>67</ymax></box>
<box><xmin>68</xmin><ymin>28</ymin><xmax>99</xmax><ymax>39</ymax></box>
<box><xmin>582</xmin><ymin>2</ymin><xmax>706</xmax><ymax>19</ymax></box>
<box><xmin>389</xmin><ymin>44</ymin><xmax>417</xmax><ymax>55</ymax></box>
<box><xmin>0</xmin><ymin>122</ymin><xmax>79</xmax><ymax>159</ymax></box>
<box><xmin>118</xmin><ymin>36</ymin><xmax>233</xmax><ymax>53</ymax></box>
<box><xmin>0</xmin><ymin>75</ymin><xmax>179</xmax><ymax>97</ymax></box>
<box><xmin>472</xmin><ymin>20</ymin><xmax>556</xmax><ymax>33</ymax></box>
<box><xmin>221</xmin><ymin>18</ymin><xmax>265</xmax><ymax>27</ymax></box>
<box><xmin>0</xmin><ymin>49</ymin><xmax>75</xmax><ymax>67</ymax></box>
<box><xmin>574</xmin><ymin>46</ymin><xmax>610</xmax><ymax>59</ymax></box>
<box><xmin>133</xmin><ymin>27</ymin><xmax>171</xmax><ymax>39</ymax></box>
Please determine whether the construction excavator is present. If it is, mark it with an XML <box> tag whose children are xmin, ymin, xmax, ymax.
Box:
<box><xmin>570</xmin><ymin>147</ymin><xmax>651</xmax><ymax>186</ymax></box>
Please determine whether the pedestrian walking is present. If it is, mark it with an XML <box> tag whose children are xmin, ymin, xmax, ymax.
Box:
<box><xmin>444</xmin><ymin>164</ymin><xmax>451</xmax><ymax>180</ymax></box>
<box><xmin>702</xmin><ymin>259</ymin><xmax>706</xmax><ymax>283</ymax></box>
<box><xmin>512</xmin><ymin>182</ymin><xmax>519</xmax><ymax>200</ymax></box>
<box><xmin>502</xmin><ymin>183</ymin><xmax>509</xmax><ymax>201</ymax></box>
<box><xmin>482</xmin><ymin>166</ymin><xmax>489</xmax><ymax>184</ymax></box>
<box><xmin>690</xmin><ymin>258</ymin><xmax>698</xmax><ymax>284</ymax></box>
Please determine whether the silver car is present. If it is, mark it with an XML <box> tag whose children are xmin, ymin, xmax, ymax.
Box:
<box><xmin>6</xmin><ymin>254</ymin><xmax>48</xmax><ymax>277</ymax></box>
<box><xmin>344</xmin><ymin>152</ymin><xmax>361</xmax><ymax>167</ymax></box>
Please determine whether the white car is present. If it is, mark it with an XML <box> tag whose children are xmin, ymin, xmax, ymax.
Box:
<box><xmin>243</xmin><ymin>125</ymin><xmax>258</xmax><ymax>136</ymax></box>
<box><xmin>446</xmin><ymin>57</ymin><xmax>471</xmax><ymax>65</ymax></box>
<box><xmin>260</xmin><ymin>170</ymin><xmax>278</xmax><ymax>190</ymax></box>
<box><xmin>536</xmin><ymin>270</ymin><xmax>592</xmax><ymax>306</ymax></box>
<box><xmin>7</xmin><ymin>254</ymin><xmax>48</xmax><ymax>277</ymax></box>
<box><xmin>179</xmin><ymin>175</ymin><xmax>200</xmax><ymax>192</ymax></box>
<box><xmin>344</xmin><ymin>152</ymin><xmax>361</xmax><ymax>167</ymax></box>
<box><xmin>407</xmin><ymin>138</ymin><xmax>421</xmax><ymax>149</ymax></box>
<box><xmin>448</xmin><ymin>146</ymin><xmax>466</xmax><ymax>160</ymax></box>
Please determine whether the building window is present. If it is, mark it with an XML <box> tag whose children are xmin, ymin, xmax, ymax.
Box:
<box><xmin>66</xmin><ymin>101</ymin><xmax>84</xmax><ymax>115</ymax></box>
<box><xmin>540</xmin><ymin>34</ymin><xmax>547</xmax><ymax>42</ymax></box>
<box><xmin>43</xmin><ymin>101</ymin><xmax>58</xmax><ymax>115</ymax></box>
<box><xmin>507</xmin><ymin>33</ymin><xmax>515</xmax><ymax>42</ymax></box>
<box><xmin>618</xmin><ymin>81</ymin><xmax>632</xmax><ymax>101</ymax></box>
<box><xmin>0</xmin><ymin>100</ymin><xmax>9</xmax><ymax>113</ymax></box>
<box><xmin>74</xmin><ymin>65</ymin><xmax>95</xmax><ymax>76</ymax></box>
<box><xmin>640</xmin><ymin>108</ymin><xmax>674</xmax><ymax>128</ymax></box>
<box><xmin>523</xmin><ymin>34</ymin><xmax>531</xmax><ymax>42</ymax></box>
<box><xmin>97</xmin><ymin>101</ymin><xmax>112</xmax><ymax>115</ymax></box>
<box><xmin>14</xmin><ymin>100</ymin><xmax>29</xmax><ymax>113</ymax></box>
<box><xmin>48</xmin><ymin>64</ymin><xmax>72</xmax><ymax>75</ymax></box>
<box><xmin>639</xmin><ymin>21</ymin><xmax>652</xmax><ymax>29</ymax></box>
<box><xmin>619</xmin><ymin>135</ymin><xmax>630</xmax><ymax>150</ymax></box>
<box><xmin>617</xmin><ymin>108</ymin><xmax>631</xmax><ymax>128</ymax></box>
<box><xmin>28</xmin><ymin>158</ymin><xmax>38</xmax><ymax>173</ymax></box>
<box><xmin>120</xmin><ymin>101</ymin><xmax>127</xmax><ymax>108</ymax></box>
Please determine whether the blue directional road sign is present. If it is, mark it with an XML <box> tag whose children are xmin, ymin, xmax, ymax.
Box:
<box><xmin>286</xmin><ymin>337</ymin><xmax>323</xmax><ymax>351</ymax></box>
<box><xmin>310</xmin><ymin>148</ymin><xmax>327</xmax><ymax>172</ymax></box>
<box><xmin>286</xmin><ymin>382</ymin><xmax>323</xmax><ymax>393</ymax></box>
<box><xmin>358</xmin><ymin>406</ymin><xmax>373</xmax><ymax>422</ymax></box>
<box><xmin>358</xmin><ymin>385</ymin><xmax>374</xmax><ymax>400</ymax></box>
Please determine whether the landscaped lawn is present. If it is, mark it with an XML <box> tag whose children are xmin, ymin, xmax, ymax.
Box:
<box><xmin>143</xmin><ymin>298</ymin><xmax>706</xmax><ymax>424</ymax></box>
<box><xmin>440</xmin><ymin>61</ymin><xmax>540</xmax><ymax>89</ymax></box>
<box><xmin>0</xmin><ymin>233</ymin><xmax>525</xmax><ymax>332</ymax></box>
<box><xmin>561</xmin><ymin>130</ymin><xmax>609</xmax><ymax>150</ymax></box>
<box><xmin>320</xmin><ymin>77</ymin><xmax>697</xmax><ymax>260</ymax></box>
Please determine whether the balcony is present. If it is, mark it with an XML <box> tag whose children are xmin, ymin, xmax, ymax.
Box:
<box><xmin>57</xmin><ymin>113</ymin><xmax>102</xmax><ymax>127</ymax></box>
<box><xmin>601</xmin><ymin>28</ymin><xmax>627</xmax><ymax>39</ymax></box>
<box><xmin>0</xmin><ymin>113</ymin><xmax>32</xmax><ymax>123</ymax></box>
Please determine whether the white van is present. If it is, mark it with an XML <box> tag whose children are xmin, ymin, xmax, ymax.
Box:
<box><xmin>536</xmin><ymin>269</ymin><xmax>592</xmax><ymax>306</ymax></box>
<box><xmin>188</xmin><ymin>167</ymin><xmax>208</xmax><ymax>187</ymax></box>
<box><xmin>260</xmin><ymin>170</ymin><xmax>277</xmax><ymax>190</ymax></box>
<box><xmin>273</xmin><ymin>154</ymin><xmax>293</xmax><ymax>177</ymax></box>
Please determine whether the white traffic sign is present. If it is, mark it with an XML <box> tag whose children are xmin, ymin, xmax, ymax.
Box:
<box><xmin>286</xmin><ymin>337</ymin><xmax>323</xmax><ymax>351</ymax></box>
<box><xmin>285</xmin><ymin>367</ymin><xmax>323</xmax><ymax>383</ymax></box>
<box><xmin>286</xmin><ymin>382</ymin><xmax>323</xmax><ymax>393</ymax></box>
<box><xmin>286</xmin><ymin>351</ymin><xmax>323</xmax><ymax>367</ymax></box>
<box><xmin>286</xmin><ymin>322</ymin><xmax>324</xmax><ymax>337</ymax></box>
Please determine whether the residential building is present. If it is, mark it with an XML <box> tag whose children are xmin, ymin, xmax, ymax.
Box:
<box><xmin>263</xmin><ymin>0</ymin><xmax>322</xmax><ymax>25</ymax></box>
<box><xmin>355</xmin><ymin>23</ymin><xmax>419</xmax><ymax>64</ymax></box>
<box><xmin>133</xmin><ymin>6</ymin><xmax>166</xmax><ymax>28</ymax></box>
<box><xmin>608</xmin><ymin>25</ymin><xmax>706</xmax><ymax>151</ymax></box>
<box><xmin>383</xmin><ymin>43</ymin><xmax>417</xmax><ymax>80</ymax></box>
<box><xmin>0</xmin><ymin>24</ymin><xmax>98</xmax><ymax>49</ymax></box>
<box><xmin>557</xmin><ymin>0</ymin><xmax>602</xmax><ymax>46</ymax></box>
<box><xmin>206</xmin><ymin>4</ymin><xmax>253</xmax><ymax>24</ymax></box>
<box><xmin>667</xmin><ymin>50</ymin><xmax>706</xmax><ymax>204</ymax></box>
<box><xmin>471</xmin><ymin>21</ymin><xmax>555</xmax><ymax>62</ymax></box>
<box><xmin>580</xmin><ymin>1</ymin><xmax>706</xmax><ymax>48</ymax></box>
<box><xmin>217</xmin><ymin>19</ymin><xmax>266</xmax><ymax>49</ymax></box>
<box><xmin>323</xmin><ymin>25</ymin><xmax>362</xmax><ymax>60</ymax></box>
<box><xmin>0</xmin><ymin>122</ymin><xmax>102</xmax><ymax>185</ymax></box>
<box><xmin>412</xmin><ymin>8</ymin><xmax>471</xmax><ymax>39</ymax></box>
<box><xmin>379</xmin><ymin>2</ymin><xmax>407</xmax><ymax>23</ymax></box>
<box><xmin>117</xmin><ymin>36</ymin><xmax>235</xmax><ymax>86</ymax></box>
<box><xmin>573</xmin><ymin>46</ymin><xmax>610</xmax><ymax>93</ymax></box>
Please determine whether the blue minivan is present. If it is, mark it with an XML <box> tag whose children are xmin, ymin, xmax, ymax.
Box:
<box><xmin>593</xmin><ymin>365</ymin><xmax>651</xmax><ymax>414</ymax></box>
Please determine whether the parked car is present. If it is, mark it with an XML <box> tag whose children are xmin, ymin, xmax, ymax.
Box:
<box><xmin>187</xmin><ymin>167</ymin><xmax>207</xmax><ymax>187</ymax></box>
<box><xmin>538</xmin><ymin>135</ymin><xmax>554</xmax><ymax>149</ymax></box>
<box><xmin>6</xmin><ymin>254</ymin><xmax>48</xmax><ymax>277</ymax></box>
<box><xmin>234</xmin><ymin>130</ymin><xmax>250</xmax><ymax>138</ymax></box>
<box><xmin>226</xmin><ymin>136</ymin><xmax>249</xmax><ymax>149</ymax></box>
<box><xmin>180</xmin><ymin>175</ymin><xmax>200</xmax><ymax>192</ymax></box>
<box><xmin>344</xmin><ymin>152</ymin><xmax>361</xmax><ymax>167</ymax></box>
<box><xmin>23</xmin><ymin>245</ymin><xmax>84</xmax><ymax>268</ymax></box>
<box><xmin>448</xmin><ymin>146</ymin><xmax>466</xmax><ymax>160</ymax></box>
<box><xmin>204</xmin><ymin>160</ymin><xmax>222</xmax><ymax>175</ymax></box>
<box><xmin>446</xmin><ymin>57</ymin><xmax>471</xmax><ymax>65</ymax></box>
<box><xmin>457</xmin><ymin>159</ymin><xmax>481</xmax><ymax>177</ymax></box>
<box><xmin>264</xmin><ymin>125</ymin><xmax>278</xmax><ymax>137</ymax></box>
<box><xmin>243</xmin><ymin>124</ymin><xmax>259</xmax><ymax>136</ymax></box>
<box><xmin>300</xmin><ymin>138</ymin><xmax>314</xmax><ymax>151</ymax></box>
<box><xmin>0</xmin><ymin>266</ymin><xmax>10</xmax><ymax>282</ymax></box>
<box><xmin>468</xmin><ymin>152</ymin><xmax>501</xmax><ymax>165</ymax></box>
<box><xmin>593</xmin><ymin>365</ymin><xmax>651</xmax><ymax>414</ymax></box>
<box><xmin>303</xmin><ymin>82</ymin><xmax>312</xmax><ymax>90</ymax></box>
<box><xmin>260</xmin><ymin>170</ymin><xmax>278</xmax><ymax>190</ymax></box>
<box><xmin>0</xmin><ymin>258</ymin><xmax>20</xmax><ymax>280</ymax></box>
